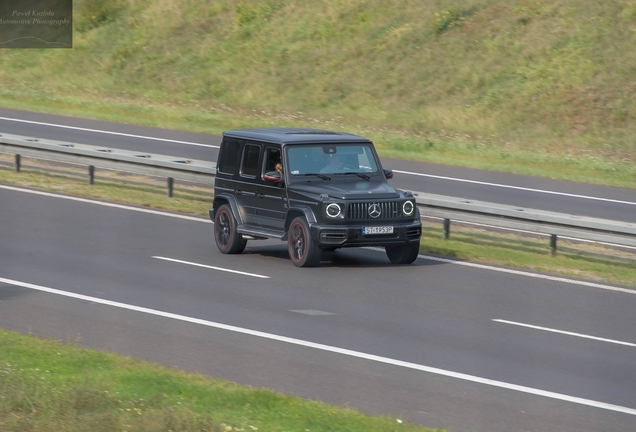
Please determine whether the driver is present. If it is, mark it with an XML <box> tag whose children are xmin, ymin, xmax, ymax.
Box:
<box><xmin>321</xmin><ymin>154</ymin><xmax>341</xmax><ymax>173</ymax></box>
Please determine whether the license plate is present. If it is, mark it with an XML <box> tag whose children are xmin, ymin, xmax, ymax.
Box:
<box><xmin>363</xmin><ymin>226</ymin><xmax>394</xmax><ymax>235</ymax></box>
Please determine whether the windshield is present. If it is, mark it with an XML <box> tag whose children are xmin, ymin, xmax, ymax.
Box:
<box><xmin>286</xmin><ymin>144</ymin><xmax>379</xmax><ymax>176</ymax></box>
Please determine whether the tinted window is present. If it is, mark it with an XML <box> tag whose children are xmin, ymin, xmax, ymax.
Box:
<box><xmin>217</xmin><ymin>138</ymin><xmax>240</xmax><ymax>174</ymax></box>
<box><xmin>241</xmin><ymin>144</ymin><xmax>261</xmax><ymax>178</ymax></box>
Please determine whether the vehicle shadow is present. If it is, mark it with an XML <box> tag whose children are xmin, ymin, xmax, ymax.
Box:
<box><xmin>240</xmin><ymin>244</ymin><xmax>446</xmax><ymax>268</ymax></box>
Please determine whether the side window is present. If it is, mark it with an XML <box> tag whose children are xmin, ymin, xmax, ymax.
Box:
<box><xmin>217</xmin><ymin>138</ymin><xmax>240</xmax><ymax>175</ymax></box>
<box><xmin>262</xmin><ymin>147</ymin><xmax>282</xmax><ymax>178</ymax></box>
<box><xmin>240</xmin><ymin>144</ymin><xmax>261</xmax><ymax>178</ymax></box>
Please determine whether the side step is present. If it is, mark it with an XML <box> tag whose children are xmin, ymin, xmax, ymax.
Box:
<box><xmin>237</xmin><ymin>225</ymin><xmax>286</xmax><ymax>240</ymax></box>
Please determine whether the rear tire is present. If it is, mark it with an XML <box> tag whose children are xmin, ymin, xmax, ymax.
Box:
<box><xmin>214</xmin><ymin>204</ymin><xmax>247</xmax><ymax>254</ymax></box>
<box><xmin>385</xmin><ymin>241</ymin><xmax>420</xmax><ymax>264</ymax></box>
<box><xmin>288</xmin><ymin>217</ymin><xmax>321</xmax><ymax>267</ymax></box>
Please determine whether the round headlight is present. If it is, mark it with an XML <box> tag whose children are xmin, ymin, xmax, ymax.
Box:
<box><xmin>403</xmin><ymin>200</ymin><xmax>414</xmax><ymax>216</ymax></box>
<box><xmin>326</xmin><ymin>203</ymin><xmax>341</xmax><ymax>218</ymax></box>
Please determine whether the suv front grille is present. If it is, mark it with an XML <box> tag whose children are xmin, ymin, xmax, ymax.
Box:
<box><xmin>347</xmin><ymin>201</ymin><xmax>401</xmax><ymax>220</ymax></box>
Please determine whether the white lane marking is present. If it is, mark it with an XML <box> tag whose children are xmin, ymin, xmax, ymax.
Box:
<box><xmin>1</xmin><ymin>276</ymin><xmax>635</xmax><ymax>416</ymax></box>
<box><xmin>364</xmin><ymin>247</ymin><xmax>636</xmax><ymax>295</ymax></box>
<box><xmin>394</xmin><ymin>170</ymin><xmax>636</xmax><ymax>206</ymax></box>
<box><xmin>2</xmin><ymin>184</ymin><xmax>633</xmax><ymax>295</ymax></box>
<box><xmin>153</xmin><ymin>256</ymin><xmax>269</xmax><ymax>279</ymax></box>
<box><xmin>493</xmin><ymin>319</ymin><xmax>636</xmax><ymax>348</ymax></box>
<box><xmin>0</xmin><ymin>185</ymin><xmax>211</xmax><ymax>223</ymax></box>
<box><xmin>419</xmin><ymin>255</ymin><xmax>636</xmax><ymax>295</ymax></box>
<box><xmin>291</xmin><ymin>309</ymin><xmax>335</xmax><ymax>316</ymax></box>
<box><xmin>0</xmin><ymin>116</ymin><xmax>219</xmax><ymax>148</ymax></box>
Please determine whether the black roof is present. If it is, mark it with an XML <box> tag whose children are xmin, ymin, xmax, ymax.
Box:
<box><xmin>222</xmin><ymin>128</ymin><xmax>371</xmax><ymax>144</ymax></box>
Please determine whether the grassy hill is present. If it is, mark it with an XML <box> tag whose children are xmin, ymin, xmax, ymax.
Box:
<box><xmin>1</xmin><ymin>0</ymin><xmax>635</xmax><ymax>187</ymax></box>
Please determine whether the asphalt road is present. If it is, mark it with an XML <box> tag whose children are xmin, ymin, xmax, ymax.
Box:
<box><xmin>2</xmin><ymin>108</ymin><xmax>636</xmax><ymax>223</ymax></box>
<box><xmin>1</xmin><ymin>184</ymin><xmax>635</xmax><ymax>432</ymax></box>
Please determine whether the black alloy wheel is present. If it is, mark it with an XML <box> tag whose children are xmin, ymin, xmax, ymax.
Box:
<box><xmin>214</xmin><ymin>204</ymin><xmax>247</xmax><ymax>254</ymax></box>
<box><xmin>288</xmin><ymin>216</ymin><xmax>321</xmax><ymax>267</ymax></box>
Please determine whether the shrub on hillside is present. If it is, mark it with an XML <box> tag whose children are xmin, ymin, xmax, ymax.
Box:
<box><xmin>429</xmin><ymin>7</ymin><xmax>473</xmax><ymax>34</ymax></box>
<box><xmin>75</xmin><ymin>0</ymin><xmax>127</xmax><ymax>32</ymax></box>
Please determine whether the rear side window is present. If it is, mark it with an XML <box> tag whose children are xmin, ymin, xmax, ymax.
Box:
<box><xmin>217</xmin><ymin>138</ymin><xmax>240</xmax><ymax>175</ymax></box>
<box><xmin>241</xmin><ymin>144</ymin><xmax>261</xmax><ymax>178</ymax></box>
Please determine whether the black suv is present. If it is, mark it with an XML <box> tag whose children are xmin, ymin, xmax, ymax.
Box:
<box><xmin>210</xmin><ymin>128</ymin><xmax>422</xmax><ymax>267</ymax></box>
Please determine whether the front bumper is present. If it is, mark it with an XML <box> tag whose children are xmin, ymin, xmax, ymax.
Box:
<box><xmin>309</xmin><ymin>219</ymin><xmax>421</xmax><ymax>248</ymax></box>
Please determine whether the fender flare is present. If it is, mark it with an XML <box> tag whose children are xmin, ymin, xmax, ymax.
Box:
<box><xmin>210</xmin><ymin>194</ymin><xmax>244</xmax><ymax>225</ymax></box>
<box><xmin>284</xmin><ymin>205</ymin><xmax>317</xmax><ymax>233</ymax></box>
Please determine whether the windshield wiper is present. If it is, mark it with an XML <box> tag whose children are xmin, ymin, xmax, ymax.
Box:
<box><xmin>301</xmin><ymin>173</ymin><xmax>331</xmax><ymax>180</ymax></box>
<box><xmin>343</xmin><ymin>172</ymin><xmax>371</xmax><ymax>180</ymax></box>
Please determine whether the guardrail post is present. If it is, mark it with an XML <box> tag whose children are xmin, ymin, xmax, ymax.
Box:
<box><xmin>15</xmin><ymin>154</ymin><xmax>21</xmax><ymax>172</ymax></box>
<box><xmin>167</xmin><ymin>177</ymin><xmax>174</xmax><ymax>197</ymax></box>
<box><xmin>443</xmin><ymin>218</ymin><xmax>451</xmax><ymax>240</ymax></box>
<box><xmin>550</xmin><ymin>234</ymin><xmax>558</xmax><ymax>255</ymax></box>
<box><xmin>88</xmin><ymin>165</ymin><xmax>95</xmax><ymax>185</ymax></box>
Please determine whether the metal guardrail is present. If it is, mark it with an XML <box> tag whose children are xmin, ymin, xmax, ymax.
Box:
<box><xmin>2</xmin><ymin>132</ymin><xmax>636</xmax><ymax>252</ymax></box>
<box><xmin>414</xmin><ymin>192</ymin><xmax>636</xmax><ymax>251</ymax></box>
<box><xmin>0</xmin><ymin>132</ymin><xmax>216</xmax><ymax>196</ymax></box>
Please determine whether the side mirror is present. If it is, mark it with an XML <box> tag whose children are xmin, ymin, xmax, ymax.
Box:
<box><xmin>383</xmin><ymin>168</ymin><xmax>393</xmax><ymax>180</ymax></box>
<box><xmin>264</xmin><ymin>171</ymin><xmax>282</xmax><ymax>182</ymax></box>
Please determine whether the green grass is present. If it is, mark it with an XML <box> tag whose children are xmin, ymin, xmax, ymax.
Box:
<box><xmin>0</xmin><ymin>329</ymin><xmax>439</xmax><ymax>432</ymax></box>
<box><xmin>1</xmin><ymin>0</ymin><xmax>635</xmax><ymax>189</ymax></box>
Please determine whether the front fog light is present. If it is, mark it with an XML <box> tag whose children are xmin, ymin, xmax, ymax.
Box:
<box><xmin>403</xmin><ymin>200</ymin><xmax>414</xmax><ymax>216</ymax></box>
<box><xmin>326</xmin><ymin>203</ymin><xmax>341</xmax><ymax>218</ymax></box>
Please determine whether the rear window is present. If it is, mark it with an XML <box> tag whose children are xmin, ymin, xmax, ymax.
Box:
<box><xmin>217</xmin><ymin>138</ymin><xmax>240</xmax><ymax>174</ymax></box>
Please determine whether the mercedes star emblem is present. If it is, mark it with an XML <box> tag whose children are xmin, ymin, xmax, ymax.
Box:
<box><xmin>368</xmin><ymin>203</ymin><xmax>381</xmax><ymax>218</ymax></box>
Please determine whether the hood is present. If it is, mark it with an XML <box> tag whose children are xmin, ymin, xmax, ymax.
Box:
<box><xmin>289</xmin><ymin>179</ymin><xmax>400</xmax><ymax>200</ymax></box>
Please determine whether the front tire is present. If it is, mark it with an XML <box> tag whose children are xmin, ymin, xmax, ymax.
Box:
<box><xmin>288</xmin><ymin>217</ymin><xmax>321</xmax><ymax>267</ymax></box>
<box><xmin>385</xmin><ymin>241</ymin><xmax>420</xmax><ymax>264</ymax></box>
<box><xmin>214</xmin><ymin>204</ymin><xmax>247</xmax><ymax>254</ymax></box>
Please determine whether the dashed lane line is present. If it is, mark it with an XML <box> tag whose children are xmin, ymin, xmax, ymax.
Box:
<box><xmin>493</xmin><ymin>319</ymin><xmax>636</xmax><ymax>348</ymax></box>
<box><xmin>153</xmin><ymin>256</ymin><xmax>270</xmax><ymax>279</ymax></box>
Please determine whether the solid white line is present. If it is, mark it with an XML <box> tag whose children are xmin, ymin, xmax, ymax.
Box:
<box><xmin>363</xmin><ymin>247</ymin><xmax>636</xmax><ymax>295</ymax></box>
<box><xmin>0</xmin><ymin>184</ymin><xmax>211</xmax><ymax>223</ymax></box>
<box><xmin>1</xmin><ymin>275</ymin><xmax>635</xmax><ymax>416</ymax></box>
<box><xmin>493</xmin><ymin>319</ymin><xmax>636</xmax><ymax>348</ymax></box>
<box><xmin>421</xmin><ymin>254</ymin><xmax>636</xmax><ymax>294</ymax></box>
<box><xmin>394</xmin><ymin>170</ymin><xmax>636</xmax><ymax>206</ymax></box>
<box><xmin>0</xmin><ymin>116</ymin><xmax>219</xmax><ymax>148</ymax></box>
<box><xmin>153</xmin><ymin>256</ymin><xmax>270</xmax><ymax>279</ymax></box>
